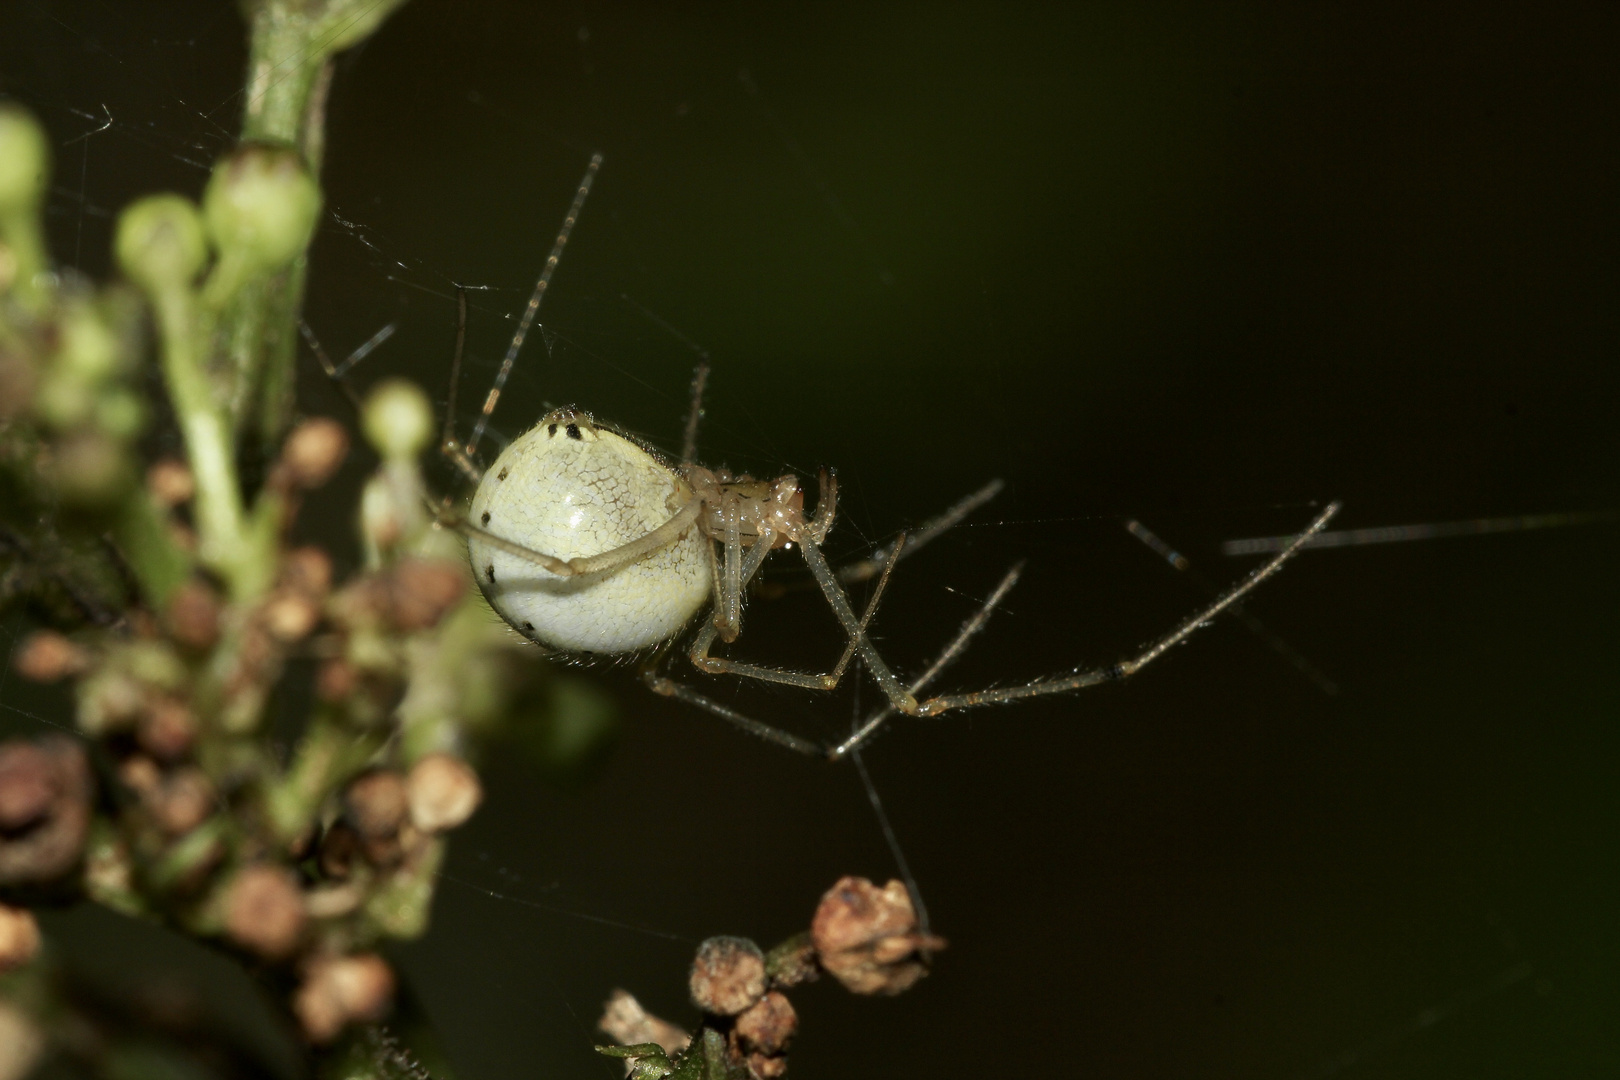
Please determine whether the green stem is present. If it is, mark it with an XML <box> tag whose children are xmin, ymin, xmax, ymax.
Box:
<box><xmin>230</xmin><ymin>0</ymin><xmax>406</xmax><ymax>449</ymax></box>
<box><xmin>151</xmin><ymin>287</ymin><xmax>251</xmax><ymax>588</ymax></box>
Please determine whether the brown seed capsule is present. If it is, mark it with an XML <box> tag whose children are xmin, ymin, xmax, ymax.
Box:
<box><xmin>406</xmin><ymin>753</ymin><xmax>482</xmax><ymax>834</ymax></box>
<box><xmin>385</xmin><ymin>558</ymin><xmax>467</xmax><ymax>632</ymax></box>
<box><xmin>279</xmin><ymin>545</ymin><xmax>334</xmax><ymax>598</ymax></box>
<box><xmin>810</xmin><ymin>877</ymin><xmax>947</xmax><ymax>996</ymax></box>
<box><xmin>0</xmin><ymin>737</ymin><xmax>92</xmax><ymax>886</ymax></box>
<box><xmin>263</xmin><ymin>591</ymin><xmax>320</xmax><ymax>643</ymax></box>
<box><xmin>12</xmin><ymin>631</ymin><xmax>88</xmax><ymax>683</ymax></box>
<box><xmin>224</xmin><ymin>864</ymin><xmax>306</xmax><ymax>960</ymax></box>
<box><xmin>164</xmin><ymin>580</ymin><xmax>221</xmax><ymax>651</ymax></box>
<box><xmin>280</xmin><ymin>417</ymin><xmax>349</xmax><ymax>489</ymax></box>
<box><xmin>293</xmin><ymin>952</ymin><xmax>394</xmax><ymax>1043</ymax></box>
<box><xmin>137</xmin><ymin>696</ymin><xmax>196</xmax><ymax>761</ymax></box>
<box><xmin>344</xmin><ymin>770</ymin><xmax>408</xmax><ymax>865</ymax></box>
<box><xmin>150</xmin><ymin>767</ymin><xmax>215</xmax><ymax>837</ymax></box>
<box><xmin>146</xmin><ymin>458</ymin><xmax>195</xmax><ymax>506</ymax></box>
<box><xmin>0</xmin><ymin>904</ymin><xmax>41</xmax><ymax>972</ymax></box>
<box><xmin>316</xmin><ymin>821</ymin><xmax>361</xmax><ymax>881</ymax></box>
<box><xmin>733</xmin><ymin>989</ymin><xmax>796</xmax><ymax>1055</ymax></box>
<box><xmin>730</xmin><ymin>990</ymin><xmax>797</xmax><ymax>1078</ymax></box>
<box><xmin>689</xmin><ymin>935</ymin><xmax>767</xmax><ymax>1017</ymax></box>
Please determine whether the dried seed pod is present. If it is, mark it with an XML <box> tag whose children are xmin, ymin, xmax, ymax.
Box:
<box><xmin>279</xmin><ymin>417</ymin><xmax>349</xmax><ymax>489</ymax></box>
<box><xmin>293</xmin><ymin>952</ymin><xmax>394</xmax><ymax>1043</ymax></box>
<box><xmin>344</xmin><ymin>770</ymin><xmax>408</xmax><ymax>865</ymax></box>
<box><xmin>689</xmin><ymin>935</ymin><xmax>767</xmax><ymax>1017</ymax></box>
<box><xmin>316</xmin><ymin>821</ymin><xmax>361</xmax><ymax>881</ymax></box>
<box><xmin>810</xmin><ymin>877</ymin><xmax>946</xmax><ymax>996</ymax></box>
<box><xmin>385</xmin><ymin>558</ymin><xmax>467</xmax><ymax>632</ymax></box>
<box><xmin>0</xmin><ymin>904</ymin><xmax>41</xmax><ymax>972</ymax></box>
<box><xmin>149</xmin><ymin>767</ymin><xmax>215</xmax><ymax>837</ymax></box>
<box><xmin>315</xmin><ymin>659</ymin><xmax>357</xmax><ymax>703</ymax></box>
<box><xmin>146</xmin><ymin>458</ymin><xmax>195</xmax><ymax>507</ymax></box>
<box><xmin>137</xmin><ymin>696</ymin><xmax>196</xmax><ymax>761</ymax></box>
<box><xmin>598</xmin><ymin>988</ymin><xmax>689</xmax><ymax>1058</ymax></box>
<box><xmin>406</xmin><ymin>753</ymin><xmax>481</xmax><ymax>834</ymax></box>
<box><xmin>263</xmin><ymin>591</ymin><xmax>320</xmax><ymax>643</ymax></box>
<box><xmin>730</xmin><ymin>990</ymin><xmax>797</xmax><ymax>1078</ymax></box>
<box><xmin>279</xmin><ymin>546</ymin><xmax>334</xmax><ymax>598</ymax></box>
<box><xmin>0</xmin><ymin>737</ymin><xmax>92</xmax><ymax>886</ymax></box>
<box><xmin>12</xmin><ymin>631</ymin><xmax>88</xmax><ymax>683</ymax></box>
<box><xmin>164</xmin><ymin>580</ymin><xmax>221</xmax><ymax>651</ymax></box>
<box><xmin>224</xmin><ymin>864</ymin><xmax>306</xmax><ymax>960</ymax></box>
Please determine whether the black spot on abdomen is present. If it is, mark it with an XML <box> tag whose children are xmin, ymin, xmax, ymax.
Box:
<box><xmin>485</xmin><ymin>564</ymin><xmax>496</xmax><ymax>583</ymax></box>
<box><xmin>480</xmin><ymin>511</ymin><xmax>491</xmax><ymax>525</ymax></box>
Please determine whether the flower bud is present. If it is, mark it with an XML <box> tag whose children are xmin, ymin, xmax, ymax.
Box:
<box><xmin>362</xmin><ymin>378</ymin><xmax>433</xmax><ymax>460</ymax></box>
<box><xmin>202</xmin><ymin>143</ymin><xmax>320</xmax><ymax>283</ymax></box>
<box><xmin>115</xmin><ymin>194</ymin><xmax>207</xmax><ymax>295</ymax></box>
<box><xmin>0</xmin><ymin>106</ymin><xmax>49</xmax><ymax>221</ymax></box>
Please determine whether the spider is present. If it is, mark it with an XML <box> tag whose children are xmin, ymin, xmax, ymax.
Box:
<box><xmin>418</xmin><ymin>155</ymin><xmax>1339</xmax><ymax>761</ymax></box>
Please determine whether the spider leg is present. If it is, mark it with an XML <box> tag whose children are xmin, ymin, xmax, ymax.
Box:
<box><xmin>828</xmin><ymin>559</ymin><xmax>1025</xmax><ymax>760</ymax></box>
<box><xmin>647</xmin><ymin>551</ymin><xmax>1023</xmax><ymax>761</ymax></box>
<box><xmin>441</xmin><ymin>496</ymin><xmax>704</xmax><ymax>578</ymax></box>
<box><xmin>680</xmin><ymin>361</ymin><xmax>710</xmax><ymax>466</ymax></box>
<box><xmin>910</xmin><ymin>501</ymin><xmax>1341</xmax><ymax>718</ymax></box>
<box><xmin>690</xmin><ymin>532</ymin><xmax>908</xmax><ymax>691</ymax></box>
<box><xmin>838</xmin><ymin>477</ymin><xmax>1005</xmax><ymax>585</ymax></box>
<box><xmin>641</xmin><ymin>666</ymin><xmax>824</xmax><ymax>756</ymax></box>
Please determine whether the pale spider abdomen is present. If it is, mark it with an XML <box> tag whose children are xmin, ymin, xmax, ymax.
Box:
<box><xmin>466</xmin><ymin>408</ymin><xmax>711</xmax><ymax>654</ymax></box>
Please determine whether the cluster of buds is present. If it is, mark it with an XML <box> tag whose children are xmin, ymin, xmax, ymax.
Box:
<box><xmin>600</xmin><ymin>876</ymin><xmax>945</xmax><ymax>1079</ymax></box>
<box><xmin>0</xmin><ymin>391</ymin><xmax>495</xmax><ymax>1045</ymax></box>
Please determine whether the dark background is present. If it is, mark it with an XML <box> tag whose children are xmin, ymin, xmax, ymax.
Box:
<box><xmin>3</xmin><ymin>2</ymin><xmax>1619</xmax><ymax>1076</ymax></box>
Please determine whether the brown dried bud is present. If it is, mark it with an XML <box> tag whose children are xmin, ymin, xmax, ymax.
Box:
<box><xmin>598</xmin><ymin>989</ymin><xmax>690</xmax><ymax>1058</ymax></box>
<box><xmin>280</xmin><ymin>417</ymin><xmax>349</xmax><ymax>489</ymax></box>
<box><xmin>164</xmin><ymin>580</ymin><xmax>221</xmax><ymax>650</ymax></box>
<box><xmin>137</xmin><ymin>696</ymin><xmax>196</xmax><ymax>761</ymax></box>
<box><xmin>689</xmin><ymin>936</ymin><xmax>767</xmax><ymax>1016</ymax></box>
<box><xmin>263</xmin><ymin>592</ymin><xmax>320</xmax><ymax>643</ymax></box>
<box><xmin>13</xmin><ymin>631</ymin><xmax>88</xmax><ymax>682</ymax></box>
<box><xmin>0</xmin><ymin>904</ymin><xmax>41</xmax><ymax>972</ymax></box>
<box><xmin>293</xmin><ymin>952</ymin><xmax>394</xmax><ymax>1043</ymax></box>
<box><xmin>0</xmin><ymin>1000</ymin><xmax>44</xmax><ymax>1080</ymax></box>
<box><xmin>315</xmin><ymin>659</ymin><xmax>358</xmax><ymax>703</ymax></box>
<box><xmin>316</xmin><ymin>821</ymin><xmax>361</xmax><ymax>880</ymax></box>
<box><xmin>149</xmin><ymin>767</ymin><xmax>215</xmax><ymax>837</ymax></box>
<box><xmin>386</xmin><ymin>558</ymin><xmax>467</xmax><ymax>632</ymax></box>
<box><xmin>0</xmin><ymin>738</ymin><xmax>92</xmax><ymax>885</ymax></box>
<box><xmin>345</xmin><ymin>770</ymin><xmax>408</xmax><ymax>865</ymax></box>
<box><xmin>146</xmin><ymin>458</ymin><xmax>195</xmax><ymax>507</ymax></box>
<box><xmin>406</xmin><ymin>753</ymin><xmax>481</xmax><ymax>833</ymax></box>
<box><xmin>224</xmin><ymin>864</ymin><xmax>306</xmax><ymax>960</ymax></box>
<box><xmin>730</xmin><ymin>990</ymin><xmax>797</xmax><ymax>1078</ymax></box>
<box><xmin>118</xmin><ymin>755</ymin><xmax>161</xmax><ymax>796</ymax></box>
<box><xmin>279</xmin><ymin>546</ymin><xmax>333</xmax><ymax>599</ymax></box>
<box><xmin>810</xmin><ymin>877</ymin><xmax>946</xmax><ymax>996</ymax></box>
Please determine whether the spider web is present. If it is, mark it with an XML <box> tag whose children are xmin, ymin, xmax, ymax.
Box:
<box><xmin>4</xmin><ymin>3</ymin><xmax>1620</xmax><ymax>1077</ymax></box>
